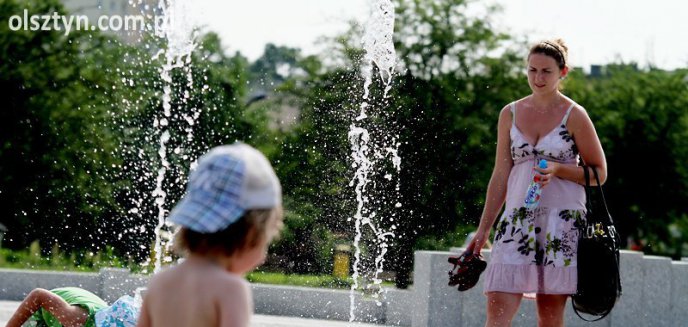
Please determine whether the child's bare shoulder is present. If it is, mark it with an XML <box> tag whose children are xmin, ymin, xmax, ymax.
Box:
<box><xmin>215</xmin><ymin>272</ymin><xmax>251</xmax><ymax>297</ymax></box>
<box><xmin>214</xmin><ymin>273</ymin><xmax>253</xmax><ymax>326</ymax></box>
<box><xmin>146</xmin><ymin>266</ymin><xmax>179</xmax><ymax>288</ymax></box>
<box><xmin>148</xmin><ymin>263</ymin><xmax>249</xmax><ymax>296</ymax></box>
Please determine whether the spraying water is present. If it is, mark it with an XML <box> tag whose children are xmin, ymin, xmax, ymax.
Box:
<box><xmin>150</xmin><ymin>0</ymin><xmax>198</xmax><ymax>273</ymax></box>
<box><xmin>349</xmin><ymin>0</ymin><xmax>399</xmax><ymax>322</ymax></box>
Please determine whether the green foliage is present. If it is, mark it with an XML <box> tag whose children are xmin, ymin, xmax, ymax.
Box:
<box><xmin>0</xmin><ymin>0</ymin><xmax>124</xmax><ymax>253</ymax></box>
<box><xmin>415</xmin><ymin>224</ymin><xmax>481</xmax><ymax>251</ymax></box>
<box><xmin>0</xmin><ymin>241</ymin><xmax>133</xmax><ymax>272</ymax></box>
<box><xmin>247</xmin><ymin>271</ymin><xmax>352</xmax><ymax>289</ymax></box>
<box><xmin>249</xmin><ymin>43</ymin><xmax>303</xmax><ymax>88</ymax></box>
<box><xmin>0</xmin><ymin>0</ymin><xmax>267</xmax><ymax>262</ymax></box>
<box><xmin>266</xmin><ymin>200</ymin><xmax>339</xmax><ymax>274</ymax></box>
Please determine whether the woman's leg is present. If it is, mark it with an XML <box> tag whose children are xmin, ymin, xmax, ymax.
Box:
<box><xmin>5</xmin><ymin>288</ymin><xmax>89</xmax><ymax>327</ymax></box>
<box><xmin>536</xmin><ymin>294</ymin><xmax>568</xmax><ymax>327</ymax></box>
<box><xmin>485</xmin><ymin>292</ymin><xmax>523</xmax><ymax>327</ymax></box>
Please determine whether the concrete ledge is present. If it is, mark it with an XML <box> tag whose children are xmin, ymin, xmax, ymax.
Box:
<box><xmin>99</xmin><ymin>268</ymin><xmax>149</xmax><ymax>303</ymax></box>
<box><xmin>412</xmin><ymin>250</ymin><xmax>688</xmax><ymax>327</ymax></box>
<box><xmin>412</xmin><ymin>250</ymin><xmax>462</xmax><ymax>327</ymax></box>
<box><xmin>642</xmin><ymin>256</ymin><xmax>672</xmax><ymax>327</ymax></box>
<box><xmin>4</xmin><ymin>248</ymin><xmax>686</xmax><ymax>327</ymax></box>
<box><xmin>453</xmin><ymin>249</ymin><xmax>493</xmax><ymax>327</ymax></box>
<box><xmin>670</xmin><ymin>261</ymin><xmax>688</xmax><ymax>325</ymax></box>
<box><xmin>0</xmin><ymin>268</ymin><xmax>100</xmax><ymax>300</ymax></box>
<box><xmin>609</xmin><ymin>250</ymin><xmax>642</xmax><ymax>327</ymax></box>
<box><xmin>0</xmin><ymin>268</ymin><xmax>411</xmax><ymax>326</ymax></box>
<box><xmin>384</xmin><ymin>288</ymin><xmax>413</xmax><ymax>326</ymax></box>
<box><xmin>253</xmin><ymin>284</ymin><xmax>396</xmax><ymax>324</ymax></box>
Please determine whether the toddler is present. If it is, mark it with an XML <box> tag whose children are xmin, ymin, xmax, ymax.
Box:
<box><xmin>136</xmin><ymin>143</ymin><xmax>283</xmax><ymax>327</ymax></box>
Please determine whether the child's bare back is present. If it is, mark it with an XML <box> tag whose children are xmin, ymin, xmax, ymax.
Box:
<box><xmin>138</xmin><ymin>256</ymin><xmax>252</xmax><ymax>327</ymax></box>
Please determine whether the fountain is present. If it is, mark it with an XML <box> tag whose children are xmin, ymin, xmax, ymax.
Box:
<box><xmin>348</xmin><ymin>0</ymin><xmax>400</xmax><ymax>322</ymax></box>
<box><xmin>136</xmin><ymin>2</ymin><xmax>403</xmax><ymax>306</ymax></box>
<box><xmin>149</xmin><ymin>0</ymin><xmax>199</xmax><ymax>273</ymax></box>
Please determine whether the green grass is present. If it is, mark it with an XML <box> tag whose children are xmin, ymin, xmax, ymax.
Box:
<box><xmin>0</xmin><ymin>245</ymin><xmax>397</xmax><ymax>290</ymax></box>
<box><xmin>0</xmin><ymin>242</ymin><xmax>132</xmax><ymax>273</ymax></box>
<box><xmin>246</xmin><ymin>271</ymin><xmax>352</xmax><ymax>289</ymax></box>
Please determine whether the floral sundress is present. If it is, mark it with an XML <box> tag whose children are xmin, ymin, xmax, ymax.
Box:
<box><xmin>482</xmin><ymin>101</ymin><xmax>586</xmax><ymax>295</ymax></box>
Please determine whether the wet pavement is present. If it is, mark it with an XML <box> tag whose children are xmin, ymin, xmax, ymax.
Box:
<box><xmin>0</xmin><ymin>300</ymin><xmax>389</xmax><ymax>327</ymax></box>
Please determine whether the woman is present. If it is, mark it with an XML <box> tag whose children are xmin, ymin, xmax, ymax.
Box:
<box><xmin>465</xmin><ymin>39</ymin><xmax>607</xmax><ymax>327</ymax></box>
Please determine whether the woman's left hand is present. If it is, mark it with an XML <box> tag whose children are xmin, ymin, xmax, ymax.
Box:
<box><xmin>533</xmin><ymin>161</ymin><xmax>560</xmax><ymax>188</ymax></box>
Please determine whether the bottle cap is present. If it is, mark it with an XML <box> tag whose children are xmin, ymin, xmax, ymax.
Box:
<box><xmin>538</xmin><ymin>159</ymin><xmax>548</xmax><ymax>169</ymax></box>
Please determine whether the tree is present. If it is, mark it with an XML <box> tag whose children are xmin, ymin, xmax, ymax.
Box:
<box><xmin>0</xmin><ymin>0</ymin><xmax>123</xmax><ymax>253</ymax></box>
<box><xmin>0</xmin><ymin>0</ymin><xmax>266</xmax><ymax>262</ymax></box>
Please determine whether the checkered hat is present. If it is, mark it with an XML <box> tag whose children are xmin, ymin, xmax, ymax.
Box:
<box><xmin>168</xmin><ymin>142</ymin><xmax>282</xmax><ymax>233</ymax></box>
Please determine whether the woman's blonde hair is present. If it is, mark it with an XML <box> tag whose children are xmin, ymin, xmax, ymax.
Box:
<box><xmin>173</xmin><ymin>206</ymin><xmax>284</xmax><ymax>257</ymax></box>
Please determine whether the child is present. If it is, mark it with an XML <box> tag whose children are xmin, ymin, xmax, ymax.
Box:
<box><xmin>136</xmin><ymin>142</ymin><xmax>284</xmax><ymax>327</ymax></box>
<box><xmin>6</xmin><ymin>287</ymin><xmax>105</xmax><ymax>327</ymax></box>
<box><xmin>5</xmin><ymin>287</ymin><xmax>139</xmax><ymax>327</ymax></box>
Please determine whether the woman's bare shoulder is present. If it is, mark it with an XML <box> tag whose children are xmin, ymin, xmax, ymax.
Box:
<box><xmin>566</xmin><ymin>102</ymin><xmax>597</xmax><ymax>135</ymax></box>
<box><xmin>513</xmin><ymin>95</ymin><xmax>532</xmax><ymax>107</ymax></box>
<box><xmin>568</xmin><ymin>103</ymin><xmax>591</xmax><ymax>122</ymax></box>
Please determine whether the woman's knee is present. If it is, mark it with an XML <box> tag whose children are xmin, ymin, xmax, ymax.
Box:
<box><xmin>536</xmin><ymin>294</ymin><xmax>567</xmax><ymax>309</ymax></box>
<box><xmin>486</xmin><ymin>292</ymin><xmax>522</xmax><ymax>324</ymax></box>
<box><xmin>536</xmin><ymin>294</ymin><xmax>567</xmax><ymax>325</ymax></box>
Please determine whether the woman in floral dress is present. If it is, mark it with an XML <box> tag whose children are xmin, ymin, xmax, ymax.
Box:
<box><xmin>465</xmin><ymin>39</ymin><xmax>607</xmax><ymax>327</ymax></box>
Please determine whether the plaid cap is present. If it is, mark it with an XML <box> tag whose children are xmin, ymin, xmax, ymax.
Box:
<box><xmin>168</xmin><ymin>142</ymin><xmax>281</xmax><ymax>233</ymax></box>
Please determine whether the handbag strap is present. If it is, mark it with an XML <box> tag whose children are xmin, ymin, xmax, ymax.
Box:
<box><xmin>591</xmin><ymin>167</ymin><xmax>615</xmax><ymax>226</ymax></box>
<box><xmin>583</xmin><ymin>166</ymin><xmax>593</xmax><ymax>215</ymax></box>
<box><xmin>573</xmin><ymin>302</ymin><xmax>613</xmax><ymax>322</ymax></box>
<box><xmin>583</xmin><ymin>166</ymin><xmax>614</xmax><ymax>226</ymax></box>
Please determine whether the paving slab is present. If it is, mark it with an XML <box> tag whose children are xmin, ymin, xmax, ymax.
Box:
<box><xmin>0</xmin><ymin>300</ymin><xmax>390</xmax><ymax>327</ymax></box>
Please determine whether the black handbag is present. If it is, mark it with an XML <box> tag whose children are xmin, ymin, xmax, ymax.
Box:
<box><xmin>571</xmin><ymin>166</ymin><xmax>622</xmax><ymax>321</ymax></box>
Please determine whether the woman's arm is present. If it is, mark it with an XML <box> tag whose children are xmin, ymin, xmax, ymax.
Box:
<box><xmin>466</xmin><ymin>106</ymin><xmax>514</xmax><ymax>253</ymax></box>
<box><xmin>535</xmin><ymin>105</ymin><xmax>607</xmax><ymax>186</ymax></box>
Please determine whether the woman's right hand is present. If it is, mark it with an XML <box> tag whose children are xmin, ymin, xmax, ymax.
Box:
<box><xmin>465</xmin><ymin>230</ymin><xmax>488</xmax><ymax>256</ymax></box>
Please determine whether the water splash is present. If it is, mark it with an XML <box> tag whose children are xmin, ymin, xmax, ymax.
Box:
<box><xmin>349</xmin><ymin>0</ymin><xmax>399</xmax><ymax>322</ymax></box>
<box><xmin>362</xmin><ymin>0</ymin><xmax>396</xmax><ymax>89</ymax></box>
<box><xmin>150</xmin><ymin>0</ymin><xmax>197</xmax><ymax>273</ymax></box>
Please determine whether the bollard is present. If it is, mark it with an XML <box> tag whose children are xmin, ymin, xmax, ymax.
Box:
<box><xmin>333</xmin><ymin>244</ymin><xmax>351</xmax><ymax>278</ymax></box>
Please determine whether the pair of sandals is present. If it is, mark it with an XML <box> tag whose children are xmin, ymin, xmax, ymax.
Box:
<box><xmin>447</xmin><ymin>252</ymin><xmax>487</xmax><ymax>291</ymax></box>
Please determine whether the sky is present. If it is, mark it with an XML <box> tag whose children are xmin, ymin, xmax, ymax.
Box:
<box><xmin>190</xmin><ymin>0</ymin><xmax>688</xmax><ymax>70</ymax></box>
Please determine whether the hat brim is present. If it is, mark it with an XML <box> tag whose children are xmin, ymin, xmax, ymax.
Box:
<box><xmin>167</xmin><ymin>192</ymin><xmax>245</xmax><ymax>233</ymax></box>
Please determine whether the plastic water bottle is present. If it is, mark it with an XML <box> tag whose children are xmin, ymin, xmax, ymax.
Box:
<box><xmin>524</xmin><ymin>159</ymin><xmax>548</xmax><ymax>209</ymax></box>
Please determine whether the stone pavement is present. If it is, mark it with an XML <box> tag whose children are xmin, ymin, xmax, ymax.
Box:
<box><xmin>0</xmin><ymin>301</ymin><xmax>387</xmax><ymax>327</ymax></box>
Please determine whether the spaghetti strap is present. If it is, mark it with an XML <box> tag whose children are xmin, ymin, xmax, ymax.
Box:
<box><xmin>561</xmin><ymin>103</ymin><xmax>575</xmax><ymax>125</ymax></box>
<box><xmin>510</xmin><ymin>102</ymin><xmax>516</xmax><ymax>127</ymax></box>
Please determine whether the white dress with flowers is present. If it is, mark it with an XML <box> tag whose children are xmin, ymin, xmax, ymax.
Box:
<box><xmin>482</xmin><ymin>102</ymin><xmax>586</xmax><ymax>295</ymax></box>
